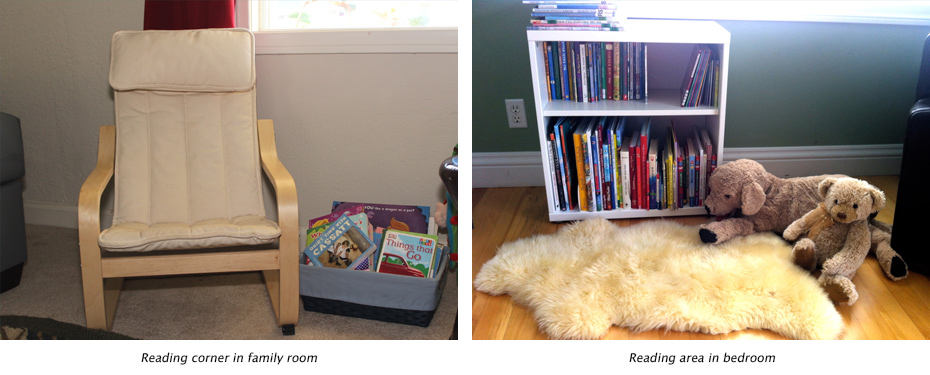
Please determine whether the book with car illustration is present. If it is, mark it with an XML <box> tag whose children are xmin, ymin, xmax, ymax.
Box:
<box><xmin>375</xmin><ymin>229</ymin><xmax>440</xmax><ymax>278</ymax></box>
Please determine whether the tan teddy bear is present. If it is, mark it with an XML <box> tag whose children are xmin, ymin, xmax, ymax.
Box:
<box><xmin>700</xmin><ymin>159</ymin><xmax>844</xmax><ymax>244</ymax></box>
<box><xmin>783</xmin><ymin>177</ymin><xmax>908</xmax><ymax>305</ymax></box>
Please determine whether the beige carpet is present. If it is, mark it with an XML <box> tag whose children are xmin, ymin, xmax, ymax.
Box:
<box><xmin>0</xmin><ymin>225</ymin><xmax>457</xmax><ymax>340</ymax></box>
<box><xmin>474</xmin><ymin>218</ymin><xmax>843</xmax><ymax>340</ymax></box>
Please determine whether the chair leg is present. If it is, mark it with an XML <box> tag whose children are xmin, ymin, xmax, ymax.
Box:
<box><xmin>80</xmin><ymin>237</ymin><xmax>123</xmax><ymax>330</ymax></box>
<box><xmin>263</xmin><ymin>267</ymin><xmax>299</xmax><ymax>336</ymax></box>
<box><xmin>81</xmin><ymin>270</ymin><xmax>108</xmax><ymax>330</ymax></box>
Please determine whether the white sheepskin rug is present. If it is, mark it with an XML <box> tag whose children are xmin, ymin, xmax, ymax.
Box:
<box><xmin>474</xmin><ymin>218</ymin><xmax>843</xmax><ymax>340</ymax></box>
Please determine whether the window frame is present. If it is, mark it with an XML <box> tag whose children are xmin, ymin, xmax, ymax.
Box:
<box><xmin>622</xmin><ymin>1</ymin><xmax>930</xmax><ymax>26</ymax></box>
<box><xmin>237</xmin><ymin>0</ymin><xmax>458</xmax><ymax>55</ymax></box>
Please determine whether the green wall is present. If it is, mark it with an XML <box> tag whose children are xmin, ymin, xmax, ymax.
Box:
<box><xmin>472</xmin><ymin>0</ymin><xmax>930</xmax><ymax>152</ymax></box>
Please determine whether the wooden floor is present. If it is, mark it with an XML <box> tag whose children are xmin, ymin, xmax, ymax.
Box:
<box><xmin>472</xmin><ymin>175</ymin><xmax>930</xmax><ymax>340</ymax></box>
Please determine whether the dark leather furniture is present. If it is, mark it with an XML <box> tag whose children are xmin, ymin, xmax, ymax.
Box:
<box><xmin>1</xmin><ymin>112</ymin><xmax>27</xmax><ymax>293</ymax></box>
<box><xmin>890</xmin><ymin>34</ymin><xmax>930</xmax><ymax>275</ymax></box>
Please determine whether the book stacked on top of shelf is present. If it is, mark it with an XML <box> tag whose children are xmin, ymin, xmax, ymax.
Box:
<box><xmin>545</xmin><ymin>116</ymin><xmax>717</xmax><ymax>213</ymax></box>
<box><xmin>539</xmin><ymin>41</ymin><xmax>647</xmax><ymax>102</ymax></box>
<box><xmin>524</xmin><ymin>1</ymin><xmax>625</xmax><ymax>32</ymax></box>
<box><xmin>680</xmin><ymin>44</ymin><xmax>722</xmax><ymax>107</ymax></box>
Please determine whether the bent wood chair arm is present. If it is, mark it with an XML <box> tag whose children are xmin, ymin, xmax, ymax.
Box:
<box><xmin>78</xmin><ymin>125</ymin><xmax>116</xmax><ymax>234</ymax></box>
<box><xmin>257</xmin><ymin>119</ymin><xmax>299</xmax><ymax>239</ymax></box>
<box><xmin>257</xmin><ymin>119</ymin><xmax>300</xmax><ymax>326</ymax></box>
<box><xmin>77</xmin><ymin>125</ymin><xmax>116</xmax><ymax>329</ymax></box>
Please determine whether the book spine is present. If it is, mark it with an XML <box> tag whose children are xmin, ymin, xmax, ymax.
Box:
<box><xmin>526</xmin><ymin>26</ymin><xmax>621</xmax><ymax>31</ymax></box>
<box><xmin>638</xmin><ymin>134</ymin><xmax>645</xmax><ymax>210</ymax></box>
<box><xmin>532</xmin><ymin>9</ymin><xmax>616</xmax><ymax>15</ymax></box>
<box><xmin>554</xmin><ymin>125</ymin><xmax>571</xmax><ymax>209</ymax></box>
<box><xmin>629</xmin><ymin>141</ymin><xmax>638</xmax><ymax>209</ymax></box>
<box><xmin>559</xmin><ymin>41</ymin><xmax>570</xmax><ymax>102</ymax></box>
<box><xmin>602</xmin><ymin>142</ymin><xmax>612</xmax><ymax>210</ymax></box>
<box><xmin>545</xmin><ymin>42</ymin><xmax>555</xmax><ymax>100</ymax></box>
<box><xmin>531</xmin><ymin>19</ymin><xmax>622</xmax><ymax>26</ymax></box>
<box><xmin>620</xmin><ymin>142</ymin><xmax>631</xmax><ymax>210</ymax></box>
<box><xmin>536</xmin><ymin>4</ymin><xmax>617</xmax><ymax>9</ymax></box>
<box><xmin>573</xmin><ymin>132</ymin><xmax>589</xmax><ymax>212</ymax></box>
<box><xmin>579</xmin><ymin>43</ymin><xmax>589</xmax><ymax>102</ymax></box>
<box><xmin>649</xmin><ymin>145</ymin><xmax>657</xmax><ymax>210</ymax></box>
<box><xmin>546</xmin><ymin>135</ymin><xmax>562</xmax><ymax>211</ymax></box>
<box><xmin>591</xmin><ymin>125</ymin><xmax>602</xmax><ymax>211</ymax></box>
<box><xmin>600</xmin><ymin>43</ymin><xmax>607</xmax><ymax>101</ymax></box>
<box><xmin>559</xmin><ymin>123</ymin><xmax>576</xmax><ymax>210</ymax></box>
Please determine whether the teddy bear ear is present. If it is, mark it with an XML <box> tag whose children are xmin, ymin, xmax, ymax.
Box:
<box><xmin>869</xmin><ymin>187</ymin><xmax>886</xmax><ymax>213</ymax></box>
<box><xmin>818</xmin><ymin>178</ymin><xmax>837</xmax><ymax>199</ymax></box>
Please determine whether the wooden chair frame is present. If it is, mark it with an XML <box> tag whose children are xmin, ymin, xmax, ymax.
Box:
<box><xmin>78</xmin><ymin>119</ymin><xmax>299</xmax><ymax>335</ymax></box>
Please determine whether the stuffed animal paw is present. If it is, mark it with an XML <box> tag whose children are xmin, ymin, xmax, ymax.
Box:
<box><xmin>819</xmin><ymin>274</ymin><xmax>859</xmax><ymax>306</ymax></box>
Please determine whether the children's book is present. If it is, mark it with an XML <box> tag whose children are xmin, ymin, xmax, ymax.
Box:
<box><xmin>332</xmin><ymin>202</ymin><xmax>431</xmax><ymax>235</ymax></box>
<box><xmin>375</xmin><ymin>229</ymin><xmax>439</xmax><ymax>278</ymax></box>
<box><xmin>303</xmin><ymin>213</ymin><xmax>377</xmax><ymax>271</ymax></box>
<box><xmin>306</xmin><ymin>204</ymin><xmax>370</xmax><ymax>247</ymax></box>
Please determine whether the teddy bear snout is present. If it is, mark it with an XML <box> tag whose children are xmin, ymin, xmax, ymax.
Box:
<box><xmin>836</xmin><ymin>212</ymin><xmax>847</xmax><ymax>220</ymax></box>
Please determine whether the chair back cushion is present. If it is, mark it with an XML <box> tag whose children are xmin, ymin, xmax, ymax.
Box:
<box><xmin>101</xmin><ymin>29</ymin><xmax>278</xmax><ymax>252</ymax></box>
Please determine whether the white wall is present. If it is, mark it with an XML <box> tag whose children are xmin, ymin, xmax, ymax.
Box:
<box><xmin>0</xmin><ymin>0</ymin><xmax>458</xmax><ymax>239</ymax></box>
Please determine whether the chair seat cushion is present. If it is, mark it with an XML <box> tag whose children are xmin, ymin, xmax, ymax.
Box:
<box><xmin>98</xmin><ymin>215</ymin><xmax>280</xmax><ymax>252</ymax></box>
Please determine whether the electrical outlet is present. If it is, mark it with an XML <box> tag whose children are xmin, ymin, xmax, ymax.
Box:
<box><xmin>505</xmin><ymin>99</ymin><xmax>527</xmax><ymax>128</ymax></box>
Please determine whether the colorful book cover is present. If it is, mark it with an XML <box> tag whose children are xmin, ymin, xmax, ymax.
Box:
<box><xmin>303</xmin><ymin>213</ymin><xmax>377</xmax><ymax>271</ymax></box>
<box><xmin>376</xmin><ymin>229</ymin><xmax>439</xmax><ymax>278</ymax></box>
<box><xmin>332</xmin><ymin>201</ymin><xmax>431</xmax><ymax>235</ymax></box>
<box><xmin>306</xmin><ymin>204</ymin><xmax>368</xmax><ymax>247</ymax></box>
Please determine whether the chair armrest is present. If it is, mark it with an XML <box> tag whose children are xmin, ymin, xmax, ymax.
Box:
<box><xmin>257</xmin><ymin>119</ymin><xmax>299</xmax><ymax>250</ymax></box>
<box><xmin>78</xmin><ymin>126</ymin><xmax>116</xmax><ymax>236</ymax></box>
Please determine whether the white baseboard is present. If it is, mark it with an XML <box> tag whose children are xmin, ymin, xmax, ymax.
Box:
<box><xmin>473</xmin><ymin>144</ymin><xmax>903</xmax><ymax>188</ymax></box>
<box><xmin>23</xmin><ymin>201</ymin><xmax>113</xmax><ymax>230</ymax></box>
<box><xmin>23</xmin><ymin>201</ymin><xmax>78</xmax><ymax>229</ymax></box>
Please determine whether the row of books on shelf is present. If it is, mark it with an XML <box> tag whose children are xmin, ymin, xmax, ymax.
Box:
<box><xmin>301</xmin><ymin>202</ymin><xmax>444</xmax><ymax>279</ymax></box>
<box><xmin>541</xmin><ymin>41</ymin><xmax>647</xmax><ymax>103</ymax></box>
<box><xmin>524</xmin><ymin>1</ymin><xmax>625</xmax><ymax>32</ymax></box>
<box><xmin>545</xmin><ymin>116</ymin><xmax>717</xmax><ymax>212</ymax></box>
<box><xmin>680</xmin><ymin>44</ymin><xmax>722</xmax><ymax>108</ymax></box>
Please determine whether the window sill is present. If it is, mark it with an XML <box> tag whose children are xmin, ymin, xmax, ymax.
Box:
<box><xmin>253</xmin><ymin>28</ymin><xmax>457</xmax><ymax>55</ymax></box>
<box><xmin>624</xmin><ymin>1</ymin><xmax>930</xmax><ymax>26</ymax></box>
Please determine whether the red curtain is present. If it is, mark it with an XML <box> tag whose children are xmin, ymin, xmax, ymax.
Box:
<box><xmin>144</xmin><ymin>0</ymin><xmax>236</xmax><ymax>30</ymax></box>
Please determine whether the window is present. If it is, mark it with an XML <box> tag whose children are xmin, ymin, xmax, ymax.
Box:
<box><xmin>237</xmin><ymin>0</ymin><xmax>458</xmax><ymax>54</ymax></box>
<box><xmin>623</xmin><ymin>1</ymin><xmax>930</xmax><ymax>26</ymax></box>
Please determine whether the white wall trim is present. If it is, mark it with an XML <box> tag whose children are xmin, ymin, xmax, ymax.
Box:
<box><xmin>473</xmin><ymin>144</ymin><xmax>904</xmax><ymax>188</ymax></box>
<box><xmin>23</xmin><ymin>201</ymin><xmax>78</xmax><ymax>229</ymax></box>
<box><xmin>23</xmin><ymin>201</ymin><xmax>113</xmax><ymax>230</ymax></box>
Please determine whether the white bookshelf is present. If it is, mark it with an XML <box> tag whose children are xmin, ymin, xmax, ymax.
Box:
<box><xmin>528</xmin><ymin>19</ymin><xmax>730</xmax><ymax>222</ymax></box>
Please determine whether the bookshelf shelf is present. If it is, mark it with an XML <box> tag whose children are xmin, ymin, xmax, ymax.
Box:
<box><xmin>527</xmin><ymin>19</ymin><xmax>730</xmax><ymax>221</ymax></box>
<box><xmin>542</xmin><ymin>89</ymin><xmax>720</xmax><ymax>117</ymax></box>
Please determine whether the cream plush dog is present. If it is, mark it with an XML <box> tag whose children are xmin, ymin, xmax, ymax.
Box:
<box><xmin>699</xmin><ymin>159</ymin><xmax>843</xmax><ymax>245</ymax></box>
<box><xmin>783</xmin><ymin>177</ymin><xmax>908</xmax><ymax>305</ymax></box>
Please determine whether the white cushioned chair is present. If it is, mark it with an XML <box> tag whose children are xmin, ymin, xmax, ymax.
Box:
<box><xmin>79</xmin><ymin>28</ymin><xmax>299</xmax><ymax>335</ymax></box>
